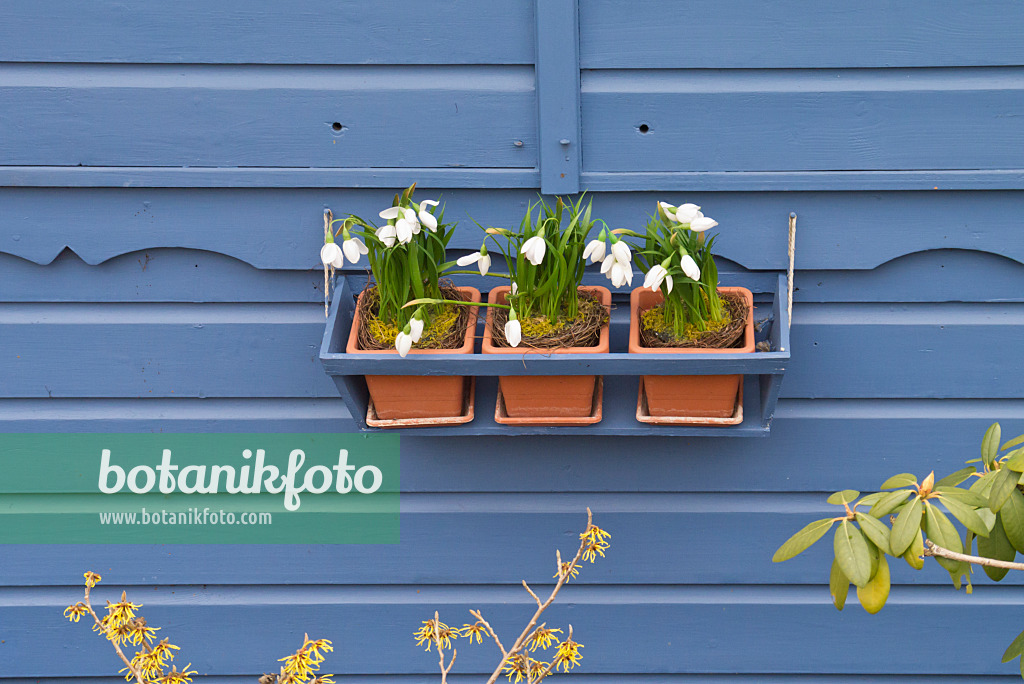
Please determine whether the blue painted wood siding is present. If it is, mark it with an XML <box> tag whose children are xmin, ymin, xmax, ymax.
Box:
<box><xmin>2</xmin><ymin>1</ymin><xmax>1024</xmax><ymax>680</ymax></box>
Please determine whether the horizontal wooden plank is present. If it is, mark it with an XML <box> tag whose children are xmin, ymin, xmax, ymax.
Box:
<box><xmin>791</xmin><ymin>250</ymin><xmax>1024</xmax><ymax>304</ymax></box>
<box><xmin>0</xmin><ymin>167</ymin><xmax>543</xmax><ymax>189</ymax></box>
<box><xmin>783</xmin><ymin>303</ymin><xmax>1024</xmax><ymax>398</ymax></box>
<box><xmin>1</xmin><ymin>301</ymin><xmax>1020</xmax><ymax>398</ymax></box>
<box><xmin>0</xmin><ymin>303</ymin><xmax>336</xmax><ymax>398</ymax></box>
<box><xmin>0</xmin><ymin>399</ymin><xmax>352</xmax><ymax>431</ymax></box>
<box><xmin>580</xmin><ymin>0</ymin><xmax>1024</xmax><ymax>69</ymax></box>
<box><xmin>0</xmin><ymin>249</ymin><xmax>324</xmax><ymax>303</ymax></box>
<box><xmin>2</xmin><ymin>188</ymin><xmax>1024</xmax><ymax>271</ymax></box>
<box><xmin>5</xmin><ymin>585</ymin><xmax>1024</xmax><ymax>676</ymax></box>
<box><xmin>582</xmin><ymin>68</ymin><xmax>1024</xmax><ymax>172</ymax></box>
<box><xmin>0</xmin><ymin>399</ymin><xmax>1020</xmax><ymax>494</ymax></box>
<box><xmin>10</xmin><ymin>167</ymin><xmax>1024</xmax><ymax>191</ymax></box>
<box><xmin>582</xmin><ymin>170</ymin><xmax>1024</xmax><ymax>192</ymax></box>
<box><xmin>0</xmin><ymin>496</ymin><xmax>1015</xmax><ymax>587</ymax></box>
<box><xmin>0</xmin><ymin>64</ymin><xmax>536</xmax><ymax>167</ymax></box>
<box><xmin>2</xmin><ymin>249</ymin><xmax>1022</xmax><ymax>305</ymax></box>
<box><xmin>0</xmin><ymin>0</ymin><xmax>534</xmax><ymax>65</ymax></box>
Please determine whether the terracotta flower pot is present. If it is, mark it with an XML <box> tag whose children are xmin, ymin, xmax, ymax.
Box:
<box><xmin>629</xmin><ymin>286</ymin><xmax>754</xmax><ymax>419</ymax></box>
<box><xmin>346</xmin><ymin>287</ymin><xmax>480</xmax><ymax>420</ymax></box>
<box><xmin>482</xmin><ymin>286</ymin><xmax>610</xmax><ymax>420</ymax></box>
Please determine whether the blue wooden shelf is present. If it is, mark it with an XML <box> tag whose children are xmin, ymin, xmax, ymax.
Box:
<box><xmin>319</xmin><ymin>274</ymin><xmax>790</xmax><ymax>436</ymax></box>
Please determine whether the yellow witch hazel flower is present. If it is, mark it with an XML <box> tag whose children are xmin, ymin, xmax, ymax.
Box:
<box><xmin>581</xmin><ymin>524</ymin><xmax>611</xmax><ymax>545</ymax></box>
<box><xmin>103</xmin><ymin>592</ymin><xmax>142</xmax><ymax>629</ymax></box>
<box><xmin>302</xmin><ymin>636</ymin><xmax>334</xmax><ymax>665</ymax></box>
<box><xmin>279</xmin><ymin>649</ymin><xmax>316</xmax><ymax>680</ymax></box>
<box><xmin>552</xmin><ymin>638</ymin><xmax>583</xmax><ymax>673</ymax></box>
<box><xmin>413</xmin><ymin>617</ymin><xmax>458</xmax><ymax>652</ymax></box>
<box><xmin>580</xmin><ymin>524</ymin><xmax>611</xmax><ymax>563</ymax></box>
<box><xmin>460</xmin><ymin>622</ymin><xmax>487</xmax><ymax>644</ymax></box>
<box><xmin>528</xmin><ymin>627</ymin><xmax>562</xmax><ymax>652</ymax></box>
<box><xmin>155</xmin><ymin>665</ymin><xmax>197</xmax><ymax>684</ymax></box>
<box><xmin>278</xmin><ymin>635</ymin><xmax>334</xmax><ymax>681</ymax></box>
<box><xmin>64</xmin><ymin>602</ymin><xmax>89</xmax><ymax>623</ymax></box>
<box><xmin>122</xmin><ymin>650</ymin><xmax>166</xmax><ymax>682</ymax></box>
<box><xmin>107</xmin><ymin>621</ymin><xmax>136</xmax><ymax>647</ymax></box>
<box><xmin>554</xmin><ymin>561</ymin><xmax>581</xmax><ymax>581</ymax></box>
<box><xmin>150</xmin><ymin>639</ymin><xmax>181</xmax><ymax>668</ymax></box>
<box><xmin>528</xmin><ymin>658</ymin><xmax>549</xmax><ymax>680</ymax></box>
<box><xmin>502</xmin><ymin>653</ymin><xmax>530</xmax><ymax>683</ymax></box>
<box><xmin>84</xmin><ymin>571</ymin><xmax>102</xmax><ymax>588</ymax></box>
<box><xmin>127</xmin><ymin>618</ymin><xmax>160</xmax><ymax>646</ymax></box>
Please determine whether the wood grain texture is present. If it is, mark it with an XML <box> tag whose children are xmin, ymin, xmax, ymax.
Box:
<box><xmin>581</xmin><ymin>68</ymin><xmax>1024</xmax><ymax>172</ymax></box>
<box><xmin>580</xmin><ymin>0</ymin><xmax>1024</xmax><ymax>69</ymax></box>
<box><xmin>0</xmin><ymin>64</ymin><xmax>536</xmax><ymax>167</ymax></box>
<box><xmin>3</xmin><ymin>188</ymin><xmax>1024</xmax><ymax>270</ymax></box>
<box><xmin>0</xmin><ymin>0</ymin><xmax>535</xmax><ymax>65</ymax></box>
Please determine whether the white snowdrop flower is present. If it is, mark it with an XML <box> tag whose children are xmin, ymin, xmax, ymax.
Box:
<box><xmin>583</xmin><ymin>238</ymin><xmax>607</xmax><ymax>263</ymax></box>
<box><xmin>395</xmin><ymin>217</ymin><xmax>414</xmax><ymax>244</ymax></box>
<box><xmin>610</xmin><ymin>260</ymin><xmax>632</xmax><ymax>288</ymax></box>
<box><xmin>376</xmin><ymin>225</ymin><xmax>397</xmax><ymax>248</ymax></box>
<box><xmin>418</xmin><ymin>200</ymin><xmax>440</xmax><ymax>232</ymax></box>
<box><xmin>643</xmin><ymin>264</ymin><xmax>669</xmax><ymax>292</ymax></box>
<box><xmin>689</xmin><ymin>214</ymin><xmax>718</xmax><ymax>233</ymax></box>
<box><xmin>321</xmin><ymin>242</ymin><xmax>343</xmax><ymax>267</ymax></box>
<box><xmin>456</xmin><ymin>250</ymin><xmax>491</xmax><ymax>276</ymax></box>
<box><xmin>610</xmin><ymin>240</ymin><xmax>631</xmax><ymax>266</ymax></box>
<box><xmin>341</xmin><ymin>236</ymin><xmax>368</xmax><ymax>264</ymax></box>
<box><xmin>394</xmin><ymin>330</ymin><xmax>413</xmax><ymax>357</ymax></box>
<box><xmin>521</xmin><ymin>235</ymin><xmax>546</xmax><ymax>265</ymax></box>
<box><xmin>674</xmin><ymin>203</ymin><xmax>702</xmax><ymax>224</ymax></box>
<box><xmin>409</xmin><ymin>316</ymin><xmax>424</xmax><ymax>344</ymax></box>
<box><xmin>504</xmin><ymin>308</ymin><xmax>522</xmax><ymax>348</ymax></box>
<box><xmin>680</xmin><ymin>254</ymin><xmax>701</xmax><ymax>281</ymax></box>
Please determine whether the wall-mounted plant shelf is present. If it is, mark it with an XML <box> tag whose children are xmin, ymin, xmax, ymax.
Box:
<box><xmin>320</xmin><ymin>273</ymin><xmax>790</xmax><ymax>436</ymax></box>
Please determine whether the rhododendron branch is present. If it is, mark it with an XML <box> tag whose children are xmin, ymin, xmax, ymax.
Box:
<box><xmin>925</xmin><ymin>540</ymin><xmax>1024</xmax><ymax>570</ymax></box>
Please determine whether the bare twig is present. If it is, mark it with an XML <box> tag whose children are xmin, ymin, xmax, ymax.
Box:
<box><xmin>469</xmin><ymin>609</ymin><xmax>508</xmax><ymax>658</ymax></box>
<box><xmin>83</xmin><ymin>585</ymin><xmax>145</xmax><ymax>684</ymax></box>
<box><xmin>925</xmin><ymin>540</ymin><xmax>1024</xmax><ymax>571</ymax></box>
<box><xmin>522</xmin><ymin>580</ymin><xmax>542</xmax><ymax>607</ymax></box>
<box><xmin>482</xmin><ymin>509</ymin><xmax>594</xmax><ymax>684</ymax></box>
<box><xmin>431</xmin><ymin>610</ymin><xmax>457</xmax><ymax>684</ymax></box>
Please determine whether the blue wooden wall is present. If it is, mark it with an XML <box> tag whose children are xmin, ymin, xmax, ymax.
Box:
<box><xmin>3</xmin><ymin>1</ymin><xmax>1024</xmax><ymax>680</ymax></box>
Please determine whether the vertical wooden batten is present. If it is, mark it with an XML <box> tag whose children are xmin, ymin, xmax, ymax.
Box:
<box><xmin>535</xmin><ymin>0</ymin><xmax>582</xmax><ymax>194</ymax></box>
